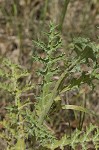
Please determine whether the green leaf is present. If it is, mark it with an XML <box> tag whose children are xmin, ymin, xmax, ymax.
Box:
<box><xmin>62</xmin><ymin>105</ymin><xmax>91</xmax><ymax>114</ymax></box>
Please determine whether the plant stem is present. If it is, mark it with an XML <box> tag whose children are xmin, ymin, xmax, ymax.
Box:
<box><xmin>58</xmin><ymin>0</ymin><xmax>70</xmax><ymax>32</ymax></box>
<box><xmin>79</xmin><ymin>93</ymin><xmax>86</xmax><ymax>130</ymax></box>
<box><xmin>42</xmin><ymin>0</ymin><xmax>49</xmax><ymax>27</ymax></box>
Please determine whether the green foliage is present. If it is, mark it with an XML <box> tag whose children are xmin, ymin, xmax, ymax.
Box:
<box><xmin>31</xmin><ymin>23</ymin><xmax>99</xmax><ymax>149</ymax></box>
<box><xmin>46</xmin><ymin>124</ymin><xmax>99</xmax><ymax>150</ymax></box>
<box><xmin>26</xmin><ymin>110</ymin><xmax>56</xmax><ymax>146</ymax></box>
<box><xmin>0</xmin><ymin>23</ymin><xmax>99</xmax><ymax>150</ymax></box>
<box><xmin>0</xmin><ymin>58</ymin><xmax>33</xmax><ymax>150</ymax></box>
<box><xmin>33</xmin><ymin>23</ymin><xmax>64</xmax><ymax>124</ymax></box>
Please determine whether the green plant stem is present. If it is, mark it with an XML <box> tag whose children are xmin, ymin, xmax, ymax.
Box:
<box><xmin>42</xmin><ymin>0</ymin><xmax>49</xmax><ymax>27</ymax></box>
<box><xmin>15</xmin><ymin>96</ymin><xmax>25</xmax><ymax>149</ymax></box>
<box><xmin>79</xmin><ymin>93</ymin><xmax>86</xmax><ymax>130</ymax></box>
<box><xmin>66</xmin><ymin>94</ymin><xmax>72</xmax><ymax>150</ymax></box>
<box><xmin>58</xmin><ymin>0</ymin><xmax>70</xmax><ymax>32</ymax></box>
<box><xmin>14</xmin><ymin>79</ymin><xmax>25</xmax><ymax>149</ymax></box>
